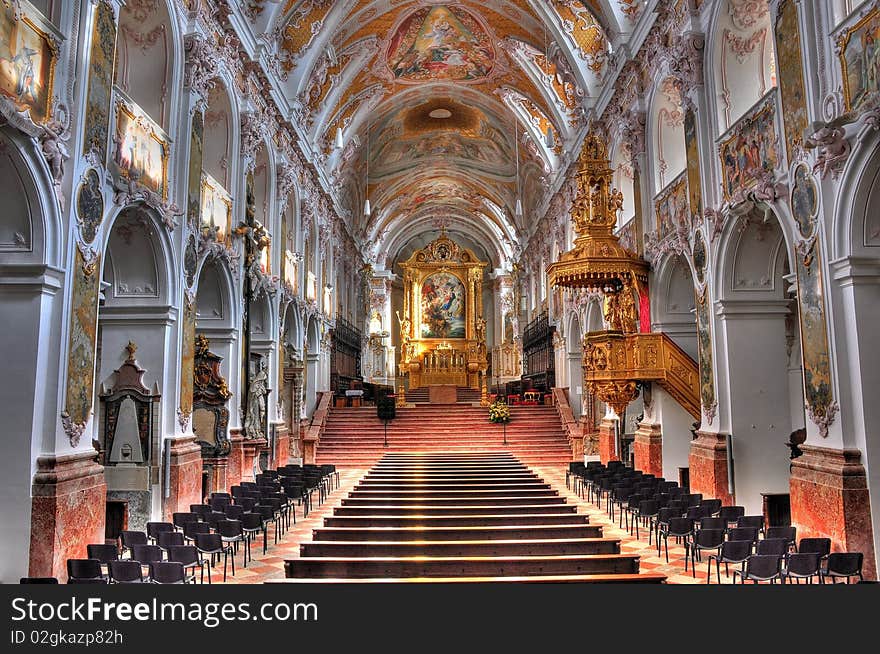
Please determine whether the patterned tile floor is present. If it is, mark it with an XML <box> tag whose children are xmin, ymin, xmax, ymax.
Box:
<box><xmin>212</xmin><ymin>463</ymin><xmax>734</xmax><ymax>585</ymax></box>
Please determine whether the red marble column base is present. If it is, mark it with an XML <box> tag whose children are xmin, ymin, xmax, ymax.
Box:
<box><xmin>241</xmin><ymin>438</ymin><xmax>267</xmax><ymax>482</ymax></box>
<box><xmin>202</xmin><ymin>456</ymin><xmax>228</xmax><ymax>496</ymax></box>
<box><xmin>227</xmin><ymin>430</ymin><xmax>244</xmax><ymax>489</ymax></box>
<box><xmin>790</xmin><ymin>445</ymin><xmax>876</xmax><ymax>580</ymax></box>
<box><xmin>274</xmin><ymin>424</ymin><xmax>289</xmax><ymax>467</ymax></box>
<box><xmin>688</xmin><ymin>431</ymin><xmax>733</xmax><ymax>505</ymax></box>
<box><xmin>633</xmin><ymin>421</ymin><xmax>663</xmax><ymax>477</ymax></box>
<box><xmin>598</xmin><ymin>418</ymin><xmax>619</xmax><ymax>464</ymax></box>
<box><xmin>163</xmin><ymin>435</ymin><xmax>203</xmax><ymax>520</ymax></box>
<box><xmin>29</xmin><ymin>451</ymin><xmax>106</xmax><ymax>582</ymax></box>
<box><xmin>302</xmin><ymin>432</ymin><xmax>318</xmax><ymax>465</ymax></box>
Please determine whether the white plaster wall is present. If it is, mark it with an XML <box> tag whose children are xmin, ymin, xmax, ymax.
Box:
<box><xmin>654</xmin><ymin>386</ymin><xmax>694</xmax><ymax>483</ymax></box>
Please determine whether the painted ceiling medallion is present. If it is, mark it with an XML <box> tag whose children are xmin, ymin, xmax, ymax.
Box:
<box><xmin>429</xmin><ymin>108</ymin><xmax>452</xmax><ymax>118</ymax></box>
<box><xmin>386</xmin><ymin>5</ymin><xmax>496</xmax><ymax>83</ymax></box>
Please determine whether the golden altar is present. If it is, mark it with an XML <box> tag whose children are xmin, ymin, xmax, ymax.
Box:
<box><xmin>397</xmin><ymin>233</ymin><xmax>488</xmax><ymax>390</ymax></box>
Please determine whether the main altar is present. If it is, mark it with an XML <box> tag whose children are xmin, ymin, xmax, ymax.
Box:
<box><xmin>397</xmin><ymin>233</ymin><xmax>488</xmax><ymax>390</ymax></box>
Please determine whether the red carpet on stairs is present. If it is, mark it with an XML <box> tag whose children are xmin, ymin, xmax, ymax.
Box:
<box><xmin>316</xmin><ymin>403</ymin><xmax>573</xmax><ymax>468</ymax></box>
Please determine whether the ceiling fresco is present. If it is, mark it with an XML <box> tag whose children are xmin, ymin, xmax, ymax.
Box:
<box><xmin>257</xmin><ymin>0</ymin><xmax>634</xmax><ymax>268</ymax></box>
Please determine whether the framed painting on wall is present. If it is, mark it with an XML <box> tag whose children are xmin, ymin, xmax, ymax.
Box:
<box><xmin>718</xmin><ymin>95</ymin><xmax>779</xmax><ymax>201</ymax></box>
<box><xmin>0</xmin><ymin>3</ymin><xmax>57</xmax><ymax>124</ymax></box>
<box><xmin>113</xmin><ymin>98</ymin><xmax>169</xmax><ymax>198</ymax></box>
<box><xmin>200</xmin><ymin>172</ymin><xmax>231</xmax><ymax>242</ymax></box>
<box><xmin>838</xmin><ymin>7</ymin><xmax>880</xmax><ymax>112</ymax></box>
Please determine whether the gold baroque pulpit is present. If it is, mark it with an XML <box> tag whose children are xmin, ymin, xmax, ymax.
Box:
<box><xmin>397</xmin><ymin>233</ymin><xmax>488</xmax><ymax>390</ymax></box>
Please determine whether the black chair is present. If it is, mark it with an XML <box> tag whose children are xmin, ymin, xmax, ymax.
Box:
<box><xmin>736</xmin><ymin>515</ymin><xmax>765</xmax><ymax>534</ymax></box>
<box><xmin>798</xmin><ymin>537</ymin><xmax>831</xmax><ymax>559</ymax></box>
<box><xmin>183</xmin><ymin>520</ymin><xmax>212</xmax><ymax>544</ymax></box>
<box><xmin>210</xmin><ymin>496</ymin><xmax>232</xmax><ymax>512</ymax></box>
<box><xmin>67</xmin><ymin>557</ymin><xmax>107</xmax><ymax>583</ymax></box>
<box><xmin>130</xmin><ymin>544</ymin><xmax>164</xmax><ymax>577</ymax></box>
<box><xmin>726</xmin><ymin>527</ymin><xmax>759</xmax><ymax>546</ymax></box>
<box><xmin>120</xmin><ymin>530</ymin><xmax>147</xmax><ymax>556</ymax></box>
<box><xmin>224</xmin><ymin>504</ymin><xmax>245</xmax><ymax>521</ymax></box>
<box><xmin>146</xmin><ymin>521</ymin><xmax>175</xmax><ymax>543</ymax></box>
<box><xmin>157</xmin><ymin>530</ymin><xmax>185</xmax><ymax>555</ymax></box>
<box><xmin>108</xmin><ymin>560</ymin><xmax>145</xmax><ymax>583</ymax></box>
<box><xmin>682</xmin><ymin>493</ymin><xmax>703</xmax><ymax>507</ymax></box>
<box><xmin>734</xmin><ymin>554</ymin><xmax>783</xmax><ymax>584</ymax></box>
<box><xmin>653</xmin><ymin>507</ymin><xmax>683</xmax><ymax>554</ymax></box>
<box><xmin>173</xmin><ymin>512</ymin><xmax>199</xmax><ymax>531</ymax></box>
<box><xmin>194</xmin><ymin>533</ymin><xmax>235</xmax><ymax>582</ymax></box>
<box><xmin>217</xmin><ymin>519</ymin><xmax>248</xmax><ymax>567</ymax></box>
<box><xmin>701</xmin><ymin>499</ymin><xmax>722</xmax><ymax>515</ymax></box>
<box><xmin>632</xmin><ymin>500</ymin><xmax>659</xmax><ymax>542</ymax></box>
<box><xmin>707</xmin><ymin>539</ymin><xmax>753</xmax><ymax>584</ymax></box>
<box><xmin>718</xmin><ymin>505</ymin><xmax>745</xmax><ymax>527</ymax></box>
<box><xmin>241</xmin><ymin>511</ymin><xmax>267</xmax><ymax>558</ymax></box>
<box><xmin>20</xmin><ymin>577</ymin><xmax>59</xmax><ymax>584</ymax></box>
<box><xmin>168</xmin><ymin>545</ymin><xmax>208</xmax><ymax>584</ymax></box>
<box><xmin>755</xmin><ymin>538</ymin><xmax>790</xmax><ymax>557</ymax></box>
<box><xmin>688</xmin><ymin>529</ymin><xmax>725</xmax><ymax>578</ymax></box>
<box><xmin>149</xmin><ymin>561</ymin><xmax>187</xmax><ymax>584</ymax></box>
<box><xmin>86</xmin><ymin>543</ymin><xmax>119</xmax><ymax>575</ymax></box>
<box><xmin>190</xmin><ymin>504</ymin><xmax>214</xmax><ymax>521</ymax></box>
<box><xmin>782</xmin><ymin>552</ymin><xmax>822</xmax><ymax>584</ymax></box>
<box><xmin>659</xmin><ymin>517</ymin><xmax>694</xmax><ymax>564</ymax></box>
<box><xmin>765</xmin><ymin>526</ymin><xmax>797</xmax><ymax>551</ymax></box>
<box><xmin>820</xmin><ymin>552</ymin><xmax>864</xmax><ymax>584</ymax></box>
<box><xmin>698</xmin><ymin>517</ymin><xmax>728</xmax><ymax>532</ymax></box>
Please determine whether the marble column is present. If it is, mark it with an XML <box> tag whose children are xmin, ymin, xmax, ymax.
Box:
<box><xmin>29</xmin><ymin>451</ymin><xmax>106</xmax><ymax>581</ymax></box>
<box><xmin>598</xmin><ymin>417</ymin><xmax>619</xmax><ymax>464</ymax></box>
<box><xmin>163</xmin><ymin>434</ymin><xmax>203</xmax><ymax>520</ymax></box>
<box><xmin>633</xmin><ymin>421</ymin><xmax>663</xmax><ymax>477</ymax></box>
<box><xmin>688</xmin><ymin>431</ymin><xmax>733</xmax><ymax>504</ymax></box>
<box><xmin>227</xmin><ymin>429</ymin><xmax>244</xmax><ymax>489</ymax></box>
<box><xmin>202</xmin><ymin>456</ymin><xmax>228</xmax><ymax>495</ymax></box>
<box><xmin>790</xmin><ymin>445</ymin><xmax>876</xmax><ymax>580</ymax></box>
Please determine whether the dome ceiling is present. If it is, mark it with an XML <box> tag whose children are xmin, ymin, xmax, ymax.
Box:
<box><xmin>250</xmin><ymin>0</ymin><xmax>643</xmax><ymax>268</ymax></box>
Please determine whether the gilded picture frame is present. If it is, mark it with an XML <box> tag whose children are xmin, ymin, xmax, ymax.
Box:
<box><xmin>837</xmin><ymin>6</ymin><xmax>880</xmax><ymax>113</ymax></box>
<box><xmin>112</xmin><ymin>97</ymin><xmax>170</xmax><ymax>199</ymax></box>
<box><xmin>200</xmin><ymin>171</ymin><xmax>232</xmax><ymax>243</ymax></box>
<box><xmin>0</xmin><ymin>6</ymin><xmax>58</xmax><ymax>125</ymax></box>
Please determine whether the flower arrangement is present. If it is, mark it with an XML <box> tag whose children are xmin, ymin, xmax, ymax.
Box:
<box><xmin>488</xmin><ymin>398</ymin><xmax>511</xmax><ymax>424</ymax></box>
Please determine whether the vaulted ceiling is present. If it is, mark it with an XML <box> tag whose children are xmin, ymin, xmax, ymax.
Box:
<box><xmin>248</xmin><ymin>0</ymin><xmax>645</xmax><ymax>269</ymax></box>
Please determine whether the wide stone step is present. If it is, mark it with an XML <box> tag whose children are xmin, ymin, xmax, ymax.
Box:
<box><xmin>301</xmin><ymin>538</ymin><xmax>619</xmax><ymax>558</ymax></box>
<box><xmin>285</xmin><ymin>554</ymin><xmax>642</xmax><ymax>578</ymax></box>
<box><xmin>333</xmin><ymin>503</ymin><xmax>579</xmax><ymax>516</ymax></box>
<box><xmin>270</xmin><ymin>573</ymin><xmax>666</xmax><ymax>584</ymax></box>
<box><xmin>341</xmin><ymin>495</ymin><xmax>565</xmax><ymax>507</ymax></box>
<box><xmin>312</xmin><ymin>524</ymin><xmax>603</xmax><ymax>541</ymax></box>
<box><xmin>323</xmin><ymin>513</ymin><xmax>591</xmax><ymax>528</ymax></box>
<box><xmin>348</xmin><ymin>488</ymin><xmax>558</xmax><ymax>499</ymax></box>
<box><xmin>354</xmin><ymin>482</ymin><xmax>552</xmax><ymax>491</ymax></box>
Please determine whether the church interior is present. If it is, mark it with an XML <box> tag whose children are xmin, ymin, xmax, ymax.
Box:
<box><xmin>1</xmin><ymin>0</ymin><xmax>879</xmax><ymax>586</ymax></box>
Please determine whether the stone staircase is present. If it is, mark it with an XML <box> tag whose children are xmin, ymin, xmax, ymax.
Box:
<box><xmin>403</xmin><ymin>386</ymin><xmax>481</xmax><ymax>403</ymax></box>
<box><xmin>280</xmin><ymin>453</ymin><xmax>665</xmax><ymax>583</ymax></box>
<box><xmin>315</xmin><ymin>403</ymin><xmax>574</xmax><ymax>468</ymax></box>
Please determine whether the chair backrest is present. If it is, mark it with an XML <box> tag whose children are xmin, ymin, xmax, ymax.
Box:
<box><xmin>667</xmin><ymin>517</ymin><xmax>694</xmax><ymax>537</ymax></box>
<box><xmin>785</xmin><ymin>552</ymin><xmax>821</xmax><ymax>577</ymax></box>
<box><xmin>173</xmin><ymin>512</ymin><xmax>199</xmax><ymax>528</ymax></box>
<box><xmin>157</xmin><ymin>531</ymin><xmax>185</xmax><ymax>550</ymax></box>
<box><xmin>625</xmin><ymin>493</ymin><xmax>643</xmax><ymax>509</ymax></box>
<box><xmin>755</xmin><ymin>538</ymin><xmax>789</xmax><ymax>557</ymax></box>
<box><xmin>217</xmin><ymin>519</ymin><xmax>243</xmax><ymax>538</ymax></box>
<box><xmin>699</xmin><ymin>517</ymin><xmax>728</xmax><ymax>532</ymax></box>
<box><xmin>237</xmin><ymin>497</ymin><xmax>258</xmax><ymax>511</ymax></box>
<box><xmin>745</xmin><ymin>554</ymin><xmax>782</xmax><ymax>581</ymax></box>
<box><xmin>241</xmin><ymin>512</ymin><xmax>264</xmax><ymax>530</ymax></box>
<box><xmin>638</xmin><ymin>500</ymin><xmax>659</xmax><ymax>516</ymax></box>
<box><xmin>66</xmin><ymin>559</ymin><xmax>103</xmax><ymax>580</ymax></box>
<box><xmin>726</xmin><ymin>527</ymin><xmax>759</xmax><ymax>544</ymax></box>
<box><xmin>701</xmin><ymin>499</ymin><xmax>722</xmax><ymax>515</ymax></box>
<box><xmin>190</xmin><ymin>504</ymin><xmax>213</xmax><ymax>519</ymax></box>
<box><xmin>657</xmin><ymin>507</ymin><xmax>682</xmax><ymax>523</ymax></box>
<box><xmin>737</xmin><ymin>515</ymin><xmax>764</xmax><ymax>530</ymax></box>
<box><xmin>121</xmin><ymin>530</ymin><xmax>148</xmax><ymax>549</ymax></box>
<box><xmin>210</xmin><ymin>497</ymin><xmax>231</xmax><ymax>511</ymax></box>
<box><xmin>686</xmin><ymin>505</ymin><xmax>710</xmax><ymax>520</ymax></box>
<box><xmin>826</xmin><ymin>552</ymin><xmax>863</xmax><ymax>577</ymax></box>
<box><xmin>765</xmin><ymin>526</ymin><xmax>796</xmax><ymax>544</ymax></box>
<box><xmin>131</xmin><ymin>544</ymin><xmax>163</xmax><ymax>564</ymax></box>
<box><xmin>693</xmin><ymin>528</ymin><xmax>725</xmax><ymax>548</ymax></box>
<box><xmin>168</xmin><ymin>545</ymin><xmax>200</xmax><ymax>566</ymax></box>
<box><xmin>798</xmin><ymin>537</ymin><xmax>831</xmax><ymax>558</ymax></box>
<box><xmin>194</xmin><ymin>532</ymin><xmax>223</xmax><ymax>552</ymax></box>
<box><xmin>720</xmin><ymin>539</ymin><xmax>753</xmax><ymax>562</ymax></box>
<box><xmin>718</xmin><ymin>505</ymin><xmax>745</xmax><ymax>521</ymax></box>
<box><xmin>183</xmin><ymin>520</ymin><xmax>211</xmax><ymax>539</ymax></box>
<box><xmin>86</xmin><ymin>543</ymin><xmax>119</xmax><ymax>563</ymax></box>
<box><xmin>256</xmin><ymin>504</ymin><xmax>275</xmax><ymax>521</ymax></box>
<box><xmin>211</xmin><ymin>492</ymin><xmax>232</xmax><ymax>499</ymax></box>
<box><xmin>20</xmin><ymin>577</ymin><xmax>59</xmax><ymax>584</ymax></box>
<box><xmin>109</xmin><ymin>560</ymin><xmax>143</xmax><ymax>583</ymax></box>
<box><xmin>684</xmin><ymin>493</ymin><xmax>703</xmax><ymax>507</ymax></box>
<box><xmin>149</xmin><ymin>561</ymin><xmax>186</xmax><ymax>584</ymax></box>
<box><xmin>147</xmin><ymin>522</ymin><xmax>174</xmax><ymax>539</ymax></box>
<box><xmin>225</xmin><ymin>504</ymin><xmax>245</xmax><ymax>520</ymax></box>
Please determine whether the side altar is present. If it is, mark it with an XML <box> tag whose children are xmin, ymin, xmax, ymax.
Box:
<box><xmin>397</xmin><ymin>233</ymin><xmax>488</xmax><ymax>391</ymax></box>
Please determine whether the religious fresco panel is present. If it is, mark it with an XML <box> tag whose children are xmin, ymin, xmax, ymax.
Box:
<box><xmin>0</xmin><ymin>2</ymin><xmax>56</xmax><ymax>124</ymax></box>
<box><xmin>187</xmin><ymin>111</ymin><xmax>204</xmax><ymax>235</ymax></box>
<box><xmin>420</xmin><ymin>271</ymin><xmax>466</xmax><ymax>339</ymax></box>
<box><xmin>693</xmin><ymin>230</ymin><xmax>707</xmax><ymax>286</ymax></box>
<box><xmin>655</xmin><ymin>173</ymin><xmax>688</xmax><ymax>240</ymax></box>
<box><xmin>76</xmin><ymin>168</ymin><xmax>104</xmax><ymax>244</ymax></box>
<box><xmin>839</xmin><ymin>6</ymin><xmax>880</xmax><ymax>113</ymax></box>
<box><xmin>718</xmin><ymin>96</ymin><xmax>780</xmax><ymax>201</ymax></box>
<box><xmin>82</xmin><ymin>1</ymin><xmax>116</xmax><ymax>159</ymax></box>
<box><xmin>791</xmin><ymin>163</ymin><xmax>818</xmax><ymax>239</ymax></box>
<box><xmin>64</xmin><ymin>250</ymin><xmax>102</xmax><ymax>427</ymax></box>
<box><xmin>775</xmin><ymin>0</ymin><xmax>809</xmax><ymax>159</ymax></box>
<box><xmin>179</xmin><ymin>296</ymin><xmax>196</xmax><ymax>426</ymax></box>
<box><xmin>695</xmin><ymin>288</ymin><xmax>716</xmax><ymax>420</ymax></box>
<box><xmin>113</xmin><ymin>100</ymin><xmax>169</xmax><ymax>198</ymax></box>
<box><xmin>684</xmin><ymin>108</ymin><xmax>703</xmax><ymax>222</ymax></box>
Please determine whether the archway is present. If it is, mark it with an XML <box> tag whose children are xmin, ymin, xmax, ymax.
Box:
<box><xmin>715</xmin><ymin>208</ymin><xmax>803</xmax><ymax>514</ymax></box>
<box><xmin>305</xmin><ymin>316</ymin><xmax>321</xmax><ymax>415</ymax></box>
<box><xmin>566</xmin><ymin>313</ymin><xmax>583</xmax><ymax>418</ymax></box>
<box><xmin>96</xmin><ymin>205</ymin><xmax>174</xmax><ymax>532</ymax></box>
<box><xmin>0</xmin><ymin>126</ymin><xmax>62</xmax><ymax>583</ymax></box>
